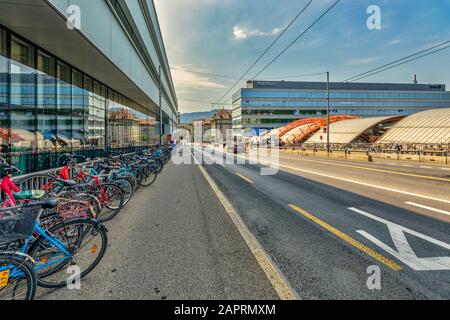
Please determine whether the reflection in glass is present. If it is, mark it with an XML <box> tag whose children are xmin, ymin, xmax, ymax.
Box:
<box><xmin>72</xmin><ymin>69</ymin><xmax>84</xmax><ymax>151</ymax></box>
<box><xmin>37</xmin><ymin>50</ymin><xmax>56</xmax><ymax>153</ymax></box>
<box><xmin>57</xmin><ymin>60</ymin><xmax>71</xmax><ymax>151</ymax></box>
<box><xmin>0</xmin><ymin>28</ymin><xmax>8</xmax><ymax>152</ymax></box>
<box><xmin>10</xmin><ymin>36</ymin><xmax>36</xmax><ymax>158</ymax></box>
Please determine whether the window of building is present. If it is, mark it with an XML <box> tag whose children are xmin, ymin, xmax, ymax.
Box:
<box><xmin>57</xmin><ymin>60</ymin><xmax>71</xmax><ymax>151</ymax></box>
<box><xmin>0</xmin><ymin>28</ymin><xmax>8</xmax><ymax>147</ymax></box>
<box><xmin>72</xmin><ymin>68</ymin><xmax>84</xmax><ymax>150</ymax></box>
<box><xmin>37</xmin><ymin>50</ymin><xmax>56</xmax><ymax>153</ymax></box>
<box><xmin>0</xmin><ymin>28</ymin><xmax>7</xmax><ymax>105</ymax></box>
<box><xmin>10</xmin><ymin>36</ymin><xmax>36</xmax><ymax>159</ymax></box>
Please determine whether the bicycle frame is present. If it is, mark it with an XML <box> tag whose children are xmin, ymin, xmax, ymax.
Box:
<box><xmin>75</xmin><ymin>171</ymin><xmax>110</xmax><ymax>207</ymax></box>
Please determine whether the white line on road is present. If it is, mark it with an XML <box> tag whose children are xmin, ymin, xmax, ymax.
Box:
<box><xmin>196</xmin><ymin>161</ymin><xmax>300</xmax><ymax>300</ymax></box>
<box><xmin>201</xmin><ymin>149</ymin><xmax>450</xmax><ymax>205</ymax></box>
<box><xmin>246</xmin><ymin>157</ymin><xmax>450</xmax><ymax>205</ymax></box>
<box><xmin>348</xmin><ymin>207</ymin><xmax>450</xmax><ymax>271</ymax></box>
<box><xmin>405</xmin><ymin>202</ymin><xmax>450</xmax><ymax>216</ymax></box>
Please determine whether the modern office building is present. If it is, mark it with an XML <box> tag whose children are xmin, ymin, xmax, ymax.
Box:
<box><xmin>232</xmin><ymin>80</ymin><xmax>450</xmax><ymax>134</ymax></box>
<box><xmin>0</xmin><ymin>0</ymin><xmax>178</xmax><ymax>173</ymax></box>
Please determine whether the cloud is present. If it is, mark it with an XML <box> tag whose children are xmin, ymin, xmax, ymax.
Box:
<box><xmin>348</xmin><ymin>57</ymin><xmax>378</xmax><ymax>65</ymax></box>
<box><xmin>389</xmin><ymin>39</ymin><xmax>401</xmax><ymax>45</ymax></box>
<box><xmin>233</xmin><ymin>25</ymin><xmax>280</xmax><ymax>40</ymax></box>
<box><xmin>171</xmin><ymin>65</ymin><xmax>226</xmax><ymax>89</ymax></box>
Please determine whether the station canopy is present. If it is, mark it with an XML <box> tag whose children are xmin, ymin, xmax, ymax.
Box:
<box><xmin>305</xmin><ymin>116</ymin><xmax>403</xmax><ymax>145</ymax></box>
<box><xmin>280</xmin><ymin>116</ymin><xmax>358</xmax><ymax>145</ymax></box>
<box><xmin>376</xmin><ymin>108</ymin><xmax>450</xmax><ymax>144</ymax></box>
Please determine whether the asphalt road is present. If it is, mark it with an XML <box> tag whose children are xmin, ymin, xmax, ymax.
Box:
<box><xmin>39</xmin><ymin>161</ymin><xmax>278</xmax><ymax>300</ymax></box>
<box><xmin>192</xmin><ymin>145</ymin><xmax>450</xmax><ymax>299</ymax></box>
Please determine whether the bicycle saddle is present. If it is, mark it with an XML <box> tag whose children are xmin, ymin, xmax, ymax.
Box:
<box><xmin>29</xmin><ymin>198</ymin><xmax>58</xmax><ymax>209</ymax></box>
<box><xmin>56</xmin><ymin>179</ymin><xmax>77</xmax><ymax>187</ymax></box>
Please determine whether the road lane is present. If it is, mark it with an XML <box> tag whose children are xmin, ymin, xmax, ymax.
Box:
<box><xmin>194</xmin><ymin>146</ymin><xmax>450</xmax><ymax>299</ymax></box>
<box><xmin>201</xmin><ymin>146</ymin><xmax>450</xmax><ymax>222</ymax></box>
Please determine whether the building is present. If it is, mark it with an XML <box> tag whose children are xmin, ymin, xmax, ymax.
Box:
<box><xmin>210</xmin><ymin>109</ymin><xmax>232</xmax><ymax>143</ymax></box>
<box><xmin>232</xmin><ymin>80</ymin><xmax>450</xmax><ymax>134</ymax></box>
<box><xmin>0</xmin><ymin>0</ymin><xmax>178</xmax><ymax>173</ymax></box>
<box><xmin>192</xmin><ymin>119</ymin><xmax>211</xmax><ymax>143</ymax></box>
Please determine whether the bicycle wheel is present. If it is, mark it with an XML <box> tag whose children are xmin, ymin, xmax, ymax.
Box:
<box><xmin>112</xmin><ymin>178</ymin><xmax>133</xmax><ymax>206</ymax></box>
<box><xmin>154</xmin><ymin>158</ymin><xmax>164</xmax><ymax>174</ymax></box>
<box><xmin>140</xmin><ymin>167</ymin><xmax>157</xmax><ymax>187</ymax></box>
<box><xmin>0</xmin><ymin>253</ymin><xmax>37</xmax><ymax>300</ymax></box>
<box><xmin>98</xmin><ymin>183</ymin><xmax>125</xmax><ymax>222</ymax></box>
<box><xmin>27</xmin><ymin>218</ymin><xmax>108</xmax><ymax>289</ymax></box>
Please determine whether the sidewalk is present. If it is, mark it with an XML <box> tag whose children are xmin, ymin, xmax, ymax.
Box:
<box><xmin>39</xmin><ymin>162</ymin><xmax>278</xmax><ymax>300</ymax></box>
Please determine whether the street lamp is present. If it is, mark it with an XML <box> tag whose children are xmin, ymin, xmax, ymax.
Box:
<box><xmin>326</xmin><ymin>71</ymin><xmax>330</xmax><ymax>154</ymax></box>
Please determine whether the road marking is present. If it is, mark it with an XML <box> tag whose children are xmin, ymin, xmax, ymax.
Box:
<box><xmin>405</xmin><ymin>202</ymin><xmax>450</xmax><ymax>216</ymax></box>
<box><xmin>420</xmin><ymin>166</ymin><xmax>432</xmax><ymax>169</ymax></box>
<box><xmin>197</xmin><ymin>163</ymin><xmax>299</xmax><ymax>300</ymax></box>
<box><xmin>235</xmin><ymin>172</ymin><xmax>255</xmax><ymax>184</ymax></box>
<box><xmin>254</xmin><ymin>158</ymin><xmax>450</xmax><ymax>205</ymax></box>
<box><xmin>288</xmin><ymin>204</ymin><xmax>403</xmax><ymax>271</ymax></box>
<box><xmin>442</xmin><ymin>168</ymin><xmax>450</xmax><ymax>171</ymax></box>
<box><xmin>349</xmin><ymin>207</ymin><xmax>450</xmax><ymax>271</ymax></box>
<box><xmin>277</xmin><ymin>154</ymin><xmax>450</xmax><ymax>182</ymax></box>
<box><xmin>216</xmin><ymin>150</ymin><xmax>450</xmax><ymax>205</ymax></box>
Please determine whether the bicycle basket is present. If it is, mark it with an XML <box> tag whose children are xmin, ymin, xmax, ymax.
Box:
<box><xmin>0</xmin><ymin>206</ymin><xmax>41</xmax><ymax>245</ymax></box>
<box><xmin>57</xmin><ymin>198</ymin><xmax>95</xmax><ymax>220</ymax></box>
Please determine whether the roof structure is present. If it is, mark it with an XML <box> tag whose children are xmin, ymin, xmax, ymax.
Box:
<box><xmin>376</xmin><ymin>108</ymin><xmax>450</xmax><ymax>144</ymax></box>
<box><xmin>279</xmin><ymin>116</ymin><xmax>359</xmax><ymax>145</ymax></box>
<box><xmin>305</xmin><ymin>116</ymin><xmax>403</xmax><ymax>145</ymax></box>
<box><xmin>211</xmin><ymin>109</ymin><xmax>232</xmax><ymax>121</ymax></box>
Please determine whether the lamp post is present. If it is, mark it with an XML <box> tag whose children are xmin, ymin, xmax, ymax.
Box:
<box><xmin>326</xmin><ymin>71</ymin><xmax>330</xmax><ymax>154</ymax></box>
<box><xmin>159</xmin><ymin>65</ymin><xmax>163</xmax><ymax>145</ymax></box>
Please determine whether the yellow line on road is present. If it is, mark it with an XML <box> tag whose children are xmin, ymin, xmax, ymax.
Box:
<box><xmin>288</xmin><ymin>204</ymin><xmax>403</xmax><ymax>271</ymax></box>
<box><xmin>197</xmin><ymin>163</ymin><xmax>300</xmax><ymax>300</ymax></box>
<box><xmin>236</xmin><ymin>172</ymin><xmax>255</xmax><ymax>184</ymax></box>
<box><xmin>278</xmin><ymin>154</ymin><xmax>450</xmax><ymax>183</ymax></box>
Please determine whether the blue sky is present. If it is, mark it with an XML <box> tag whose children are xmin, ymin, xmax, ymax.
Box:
<box><xmin>154</xmin><ymin>0</ymin><xmax>450</xmax><ymax>113</ymax></box>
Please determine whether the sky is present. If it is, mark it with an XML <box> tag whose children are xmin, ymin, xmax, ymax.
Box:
<box><xmin>153</xmin><ymin>0</ymin><xmax>450</xmax><ymax>113</ymax></box>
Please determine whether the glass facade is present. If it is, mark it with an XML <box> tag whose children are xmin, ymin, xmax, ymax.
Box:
<box><xmin>0</xmin><ymin>26</ymin><xmax>159</xmax><ymax>173</ymax></box>
<box><xmin>233</xmin><ymin>81</ymin><xmax>450</xmax><ymax>131</ymax></box>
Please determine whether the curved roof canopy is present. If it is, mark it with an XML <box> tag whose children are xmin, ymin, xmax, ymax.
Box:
<box><xmin>280</xmin><ymin>116</ymin><xmax>358</xmax><ymax>145</ymax></box>
<box><xmin>376</xmin><ymin>108</ymin><xmax>450</xmax><ymax>144</ymax></box>
<box><xmin>305</xmin><ymin>116</ymin><xmax>402</xmax><ymax>145</ymax></box>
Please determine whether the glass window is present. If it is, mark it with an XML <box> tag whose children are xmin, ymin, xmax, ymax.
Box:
<box><xmin>37</xmin><ymin>50</ymin><xmax>56</xmax><ymax>153</ymax></box>
<box><xmin>0</xmin><ymin>28</ymin><xmax>7</xmax><ymax>105</ymax></box>
<box><xmin>10</xmin><ymin>36</ymin><xmax>36</xmax><ymax>161</ymax></box>
<box><xmin>57</xmin><ymin>60</ymin><xmax>71</xmax><ymax>151</ymax></box>
<box><xmin>84</xmin><ymin>76</ymin><xmax>105</xmax><ymax>149</ymax></box>
<box><xmin>72</xmin><ymin>69</ymin><xmax>85</xmax><ymax>151</ymax></box>
<box><xmin>0</xmin><ymin>29</ymin><xmax>8</xmax><ymax>150</ymax></box>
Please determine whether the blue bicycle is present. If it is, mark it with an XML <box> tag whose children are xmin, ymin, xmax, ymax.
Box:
<box><xmin>1</xmin><ymin>199</ymin><xmax>108</xmax><ymax>299</ymax></box>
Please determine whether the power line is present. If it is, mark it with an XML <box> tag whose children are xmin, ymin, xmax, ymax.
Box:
<box><xmin>343</xmin><ymin>39</ymin><xmax>450</xmax><ymax>82</ymax></box>
<box><xmin>347</xmin><ymin>44</ymin><xmax>450</xmax><ymax>82</ymax></box>
<box><xmin>169</xmin><ymin>67</ymin><xmax>237</xmax><ymax>80</ymax></box>
<box><xmin>171</xmin><ymin>67</ymin><xmax>326</xmax><ymax>81</ymax></box>
<box><xmin>251</xmin><ymin>0</ymin><xmax>341</xmax><ymax>80</ymax></box>
<box><xmin>216</xmin><ymin>0</ymin><xmax>315</xmax><ymax>104</ymax></box>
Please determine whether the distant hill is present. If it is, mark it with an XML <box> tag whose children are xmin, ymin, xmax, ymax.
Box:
<box><xmin>180</xmin><ymin>110</ymin><xmax>217</xmax><ymax>124</ymax></box>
